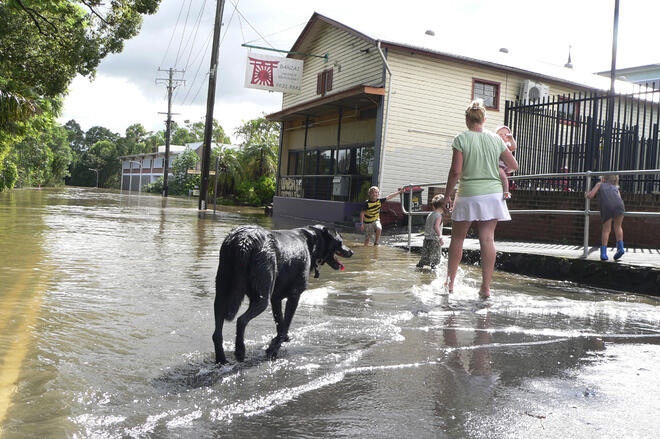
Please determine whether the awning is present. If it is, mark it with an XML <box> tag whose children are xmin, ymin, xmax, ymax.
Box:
<box><xmin>266</xmin><ymin>85</ymin><xmax>385</xmax><ymax>121</ymax></box>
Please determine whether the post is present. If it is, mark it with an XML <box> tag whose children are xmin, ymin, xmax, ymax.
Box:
<box><xmin>407</xmin><ymin>183</ymin><xmax>412</xmax><ymax>252</ymax></box>
<box><xmin>604</xmin><ymin>0</ymin><xmax>620</xmax><ymax>170</ymax></box>
<box><xmin>583</xmin><ymin>171</ymin><xmax>592</xmax><ymax>258</ymax></box>
<box><xmin>199</xmin><ymin>0</ymin><xmax>226</xmax><ymax>210</ymax></box>
<box><xmin>213</xmin><ymin>155</ymin><xmax>219</xmax><ymax>214</ymax></box>
<box><xmin>164</xmin><ymin>68</ymin><xmax>173</xmax><ymax>197</ymax></box>
<box><xmin>156</xmin><ymin>68</ymin><xmax>185</xmax><ymax>198</ymax></box>
<box><xmin>129</xmin><ymin>162</ymin><xmax>133</xmax><ymax>194</ymax></box>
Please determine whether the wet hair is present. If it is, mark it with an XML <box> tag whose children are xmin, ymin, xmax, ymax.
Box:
<box><xmin>602</xmin><ymin>174</ymin><xmax>619</xmax><ymax>185</ymax></box>
<box><xmin>431</xmin><ymin>194</ymin><xmax>445</xmax><ymax>209</ymax></box>
<box><xmin>368</xmin><ymin>186</ymin><xmax>379</xmax><ymax>196</ymax></box>
<box><xmin>465</xmin><ymin>99</ymin><xmax>486</xmax><ymax>125</ymax></box>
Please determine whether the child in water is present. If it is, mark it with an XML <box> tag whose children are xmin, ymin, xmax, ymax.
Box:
<box><xmin>416</xmin><ymin>194</ymin><xmax>445</xmax><ymax>269</ymax></box>
<box><xmin>495</xmin><ymin>126</ymin><xmax>518</xmax><ymax>199</ymax></box>
<box><xmin>586</xmin><ymin>174</ymin><xmax>625</xmax><ymax>260</ymax></box>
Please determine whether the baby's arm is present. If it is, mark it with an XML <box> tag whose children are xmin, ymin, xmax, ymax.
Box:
<box><xmin>585</xmin><ymin>182</ymin><xmax>601</xmax><ymax>199</ymax></box>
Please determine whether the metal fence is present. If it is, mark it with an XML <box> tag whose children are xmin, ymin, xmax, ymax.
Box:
<box><xmin>400</xmin><ymin>169</ymin><xmax>660</xmax><ymax>256</ymax></box>
<box><xmin>504</xmin><ymin>82</ymin><xmax>660</xmax><ymax>193</ymax></box>
<box><xmin>278</xmin><ymin>175</ymin><xmax>372</xmax><ymax>202</ymax></box>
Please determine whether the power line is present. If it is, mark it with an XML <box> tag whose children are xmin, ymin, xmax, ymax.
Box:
<box><xmin>228</xmin><ymin>0</ymin><xmax>274</xmax><ymax>48</ymax></box>
<box><xmin>159</xmin><ymin>1</ymin><xmax>186</xmax><ymax>68</ymax></box>
<box><xmin>174</xmin><ymin>0</ymin><xmax>194</xmax><ymax>67</ymax></box>
<box><xmin>243</xmin><ymin>20</ymin><xmax>307</xmax><ymax>45</ymax></box>
<box><xmin>182</xmin><ymin>0</ymin><xmax>208</xmax><ymax>71</ymax></box>
<box><xmin>178</xmin><ymin>30</ymin><xmax>214</xmax><ymax>107</ymax></box>
<box><xmin>178</xmin><ymin>0</ymin><xmax>240</xmax><ymax>107</ymax></box>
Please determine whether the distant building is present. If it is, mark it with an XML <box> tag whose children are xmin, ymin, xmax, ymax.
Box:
<box><xmin>118</xmin><ymin>142</ymin><xmax>240</xmax><ymax>191</ymax></box>
<box><xmin>597</xmin><ymin>63</ymin><xmax>660</xmax><ymax>90</ymax></box>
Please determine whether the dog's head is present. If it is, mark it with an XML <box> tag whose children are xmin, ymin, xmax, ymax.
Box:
<box><xmin>307</xmin><ymin>225</ymin><xmax>353</xmax><ymax>271</ymax></box>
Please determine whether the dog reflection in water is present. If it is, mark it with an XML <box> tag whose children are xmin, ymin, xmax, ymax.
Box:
<box><xmin>212</xmin><ymin>225</ymin><xmax>353</xmax><ymax>364</ymax></box>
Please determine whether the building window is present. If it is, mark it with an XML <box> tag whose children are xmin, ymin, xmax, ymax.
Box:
<box><xmin>472</xmin><ymin>79</ymin><xmax>500</xmax><ymax>110</ymax></box>
<box><xmin>316</xmin><ymin>69</ymin><xmax>333</xmax><ymax>96</ymax></box>
<box><xmin>558</xmin><ymin>96</ymin><xmax>580</xmax><ymax>124</ymax></box>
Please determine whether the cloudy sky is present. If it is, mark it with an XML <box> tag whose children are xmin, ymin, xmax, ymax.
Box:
<box><xmin>59</xmin><ymin>0</ymin><xmax>659</xmax><ymax>142</ymax></box>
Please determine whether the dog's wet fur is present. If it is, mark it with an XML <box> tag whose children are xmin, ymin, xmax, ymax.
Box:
<box><xmin>212</xmin><ymin>225</ymin><xmax>353</xmax><ymax>364</ymax></box>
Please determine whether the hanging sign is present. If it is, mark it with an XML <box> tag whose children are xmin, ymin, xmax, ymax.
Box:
<box><xmin>244</xmin><ymin>53</ymin><xmax>303</xmax><ymax>94</ymax></box>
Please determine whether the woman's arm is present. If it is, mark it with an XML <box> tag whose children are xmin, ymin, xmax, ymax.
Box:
<box><xmin>586</xmin><ymin>182</ymin><xmax>601</xmax><ymax>199</ymax></box>
<box><xmin>500</xmin><ymin>148</ymin><xmax>518</xmax><ymax>172</ymax></box>
<box><xmin>443</xmin><ymin>148</ymin><xmax>463</xmax><ymax>212</ymax></box>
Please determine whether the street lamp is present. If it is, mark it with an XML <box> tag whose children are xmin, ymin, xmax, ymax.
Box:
<box><xmin>88</xmin><ymin>168</ymin><xmax>99</xmax><ymax>188</ymax></box>
<box><xmin>129</xmin><ymin>160</ymin><xmax>143</xmax><ymax>194</ymax></box>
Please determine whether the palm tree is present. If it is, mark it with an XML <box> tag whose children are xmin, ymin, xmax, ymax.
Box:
<box><xmin>212</xmin><ymin>147</ymin><xmax>243</xmax><ymax>196</ymax></box>
<box><xmin>240</xmin><ymin>142</ymin><xmax>277</xmax><ymax>179</ymax></box>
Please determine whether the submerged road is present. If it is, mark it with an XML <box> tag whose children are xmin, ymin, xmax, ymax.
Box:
<box><xmin>0</xmin><ymin>188</ymin><xmax>658</xmax><ymax>438</ymax></box>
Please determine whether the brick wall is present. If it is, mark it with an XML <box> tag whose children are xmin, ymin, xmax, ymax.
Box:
<box><xmin>495</xmin><ymin>190</ymin><xmax>660</xmax><ymax>248</ymax></box>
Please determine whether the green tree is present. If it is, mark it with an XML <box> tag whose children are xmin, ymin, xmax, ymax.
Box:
<box><xmin>0</xmin><ymin>0</ymin><xmax>162</xmax><ymax>191</ymax></box>
<box><xmin>211</xmin><ymin>147</ymin><xmax>242</xmax><ymax>197</ymax></box>
<box><xmin>235</xmin><ymin>116</ymin><xmax>279</xmax><ymax>179</ymax></box>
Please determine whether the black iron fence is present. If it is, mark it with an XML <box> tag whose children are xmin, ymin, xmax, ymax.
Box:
<box><xmin>279</xmin><ymin>175</ymin><xmax>372</xmax><ymax>202</ymax></box>
<box><xmin>504</xmin><ymin>82</ymin><xmax>660</xmax><ymax>194</ymax></box>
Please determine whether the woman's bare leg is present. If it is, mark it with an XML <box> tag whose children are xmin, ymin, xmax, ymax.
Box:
<box><xmin>447</xmin><ymin>221</ymin><xmax>471</xmax><ymax>291</ymax></box>
<box><xmin>476</xmin><ymin>220</ymin><xmax>498</xmax><ymax>297</ymax></box>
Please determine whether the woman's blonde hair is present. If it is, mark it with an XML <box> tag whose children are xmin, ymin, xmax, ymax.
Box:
<box><xmin>603</xmin><ymin>174</ymin><xmax>619</xmax><ymax>185</ymax></box>
<box><xmin>465</xmin><ymin>99</ymin><xmax>486</xmax><ymax>125</ymax></box>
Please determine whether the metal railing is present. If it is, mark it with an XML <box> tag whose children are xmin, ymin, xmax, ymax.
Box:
<box><xmin>400</xmin><ymin>169</ymin><xmax>660</xmax><ymax>257</ymax></box>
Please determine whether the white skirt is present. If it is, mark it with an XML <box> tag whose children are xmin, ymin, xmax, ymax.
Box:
<box><xmin>451</xmin><ymin>192</ymin><xmax>511</xmax><ymax>222</ymax></box>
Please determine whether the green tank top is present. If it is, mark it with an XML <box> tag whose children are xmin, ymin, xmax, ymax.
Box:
<box><xmin>452</xmin><ymin>130</ymin><xmax>507</xmax><ymax>197</ymax></box>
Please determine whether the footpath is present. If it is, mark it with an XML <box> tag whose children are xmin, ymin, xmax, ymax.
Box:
<box><xmin>391</xmin><ymin>233</ymin><xmax>660</xmax><ymax>296</ymax></box>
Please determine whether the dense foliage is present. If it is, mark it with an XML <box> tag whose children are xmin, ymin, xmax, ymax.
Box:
<box><xmin>143</xmin><ymin>116</ymin><xmax>280</xmax><ymax>206</ymax></box>
<box><xmin>0</xmin><ymin>0</ymin><xmax>162</xmax><ymax>191</ymax></box>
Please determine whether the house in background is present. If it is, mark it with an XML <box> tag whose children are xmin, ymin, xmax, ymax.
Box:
<box><xmin>266</xmin><ymin>12</ymin><xmax>638</xmax><ymax>225</ymax></box>
<box><xmin>597</xmin><ymin>63</ymin><xmax>660</xmax><ymax>90</ymax></box>
<box><xmin>118</xmin><ymin>142</ymin><xmax>239</xmax><ymax>191</ymax></box>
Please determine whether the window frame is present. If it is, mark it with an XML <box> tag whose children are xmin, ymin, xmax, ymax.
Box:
<box><xmin>472</xmin><ymin>78</ymin><xmax>501</xmax><ymax>111</ymax></box>
<box><xmin>558</xmin><ymin>96</ymin><xmax>580</xmax><ymax>125</ymax></box>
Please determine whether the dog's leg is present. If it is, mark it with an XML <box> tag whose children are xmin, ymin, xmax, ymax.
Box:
<box><xmin>267</xmin><ymin>295</ymin><xmax>300</xmax><ymax>360</ymax></box>
<box><xmin>213</xmin><ymin>301</ymin><xmax>228</xmax><ymax>364</ymax></box>
<box><xmin>270</xmin><ymin>295</ymin><xmax>288</xmax><ymax>340</ymax></box>
<box><xmin>234</xmin><ymin>294</ymin><xmax>268</xmax><ymax>362</ymax></box>
<box><xmin>212</xmin><ymin>318</ymin><xmax>227</xmax><ymax>364</ymax></box>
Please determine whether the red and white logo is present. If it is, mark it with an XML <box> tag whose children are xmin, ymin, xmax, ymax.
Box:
<box><xmin>248</xmin><ymin>57</ymin><xmax>279</xmax><ymax>87</ymax></box>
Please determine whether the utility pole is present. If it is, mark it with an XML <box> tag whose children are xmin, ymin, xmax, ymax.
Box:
<box><xmin>156</xmin><ymin>68</ymin><xmax>185</xmax><ymax>197</ymax></box>
<box><xmin>604</xmin><ymin>0</ymin><xmax>620</xmax><ymax>171</ymax></box>
<box><xmin>199</xmin><ymin>0</ymin><xmax>226</xmax><ymax>210</ymax></box>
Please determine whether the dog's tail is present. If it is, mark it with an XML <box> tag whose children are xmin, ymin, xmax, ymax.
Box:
<box><xmin>215</xmin><ymin>226</ymin><xmax>262</xmax><ymax>321</ymax></box>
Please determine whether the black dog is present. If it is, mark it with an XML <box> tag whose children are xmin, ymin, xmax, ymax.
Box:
<box><xmin>212</xmin><ymin>225</ymin><xmax>353</xmax><ymax>364</ymax></box>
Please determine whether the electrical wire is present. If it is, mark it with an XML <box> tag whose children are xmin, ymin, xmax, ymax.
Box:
<box><xmin>159</xmin><ymin>0</ymin><xmax>186</xmax><ymax>68</ymax></box>
<box><xmin>182</xmin><ymin>0</ymin><xmax>208</xmax><ymax>71</ymax></box>
<box><xmin>228</xmin><ymin>0</ymin><xmax>274</xmax><ymax>48</ymax></box>
<box><xmin>173</xmin><ymin>0</ymin><xmax>194</xmax><ymax>67</ymax></box>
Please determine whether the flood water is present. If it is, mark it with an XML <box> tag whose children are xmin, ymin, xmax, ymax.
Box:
<box><xmin>1</xmin><ymin>187</ymin><xmax>659</xmax><ymax>438</ymax></box>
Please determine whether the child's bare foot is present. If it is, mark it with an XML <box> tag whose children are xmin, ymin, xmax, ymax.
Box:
<box><xmin>445</xmin><ymin>279</ymin><xmax>454</xmax><ymax>294</ymax></box>
<box><xmin>503</xmin><ymin>192</ymin><xmax>512</xmax><ymax>200</ymax></box>
<box><xmin>479</xmin><ymin>289</ymin><xmax>491</xmax><ymax>299</ymax></box>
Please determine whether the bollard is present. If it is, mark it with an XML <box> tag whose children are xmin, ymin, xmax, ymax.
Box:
<box><xmin>408</xmin><ymin>183</ymin><xmax>412</xmax><ymax>252</ymax></box>
<box><xmin>583</xmin><ymin>171</ymin><xmax>592</xmax><ymax>258</ymax></box>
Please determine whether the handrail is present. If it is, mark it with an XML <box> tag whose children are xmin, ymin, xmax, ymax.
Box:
<box><xmin>400</xmin><ymin>169</ymin><xmax>660</xmax><ymax>256</ymax></box>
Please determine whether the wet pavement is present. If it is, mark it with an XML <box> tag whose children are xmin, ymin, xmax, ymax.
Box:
<box><xmin>1</xmin><ymin>188</ymin><xmax>659</xmax><ymax>438</ymax></box>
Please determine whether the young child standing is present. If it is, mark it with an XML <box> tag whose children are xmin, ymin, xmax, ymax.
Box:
<box><xmin>416</xmin><ymin>194</ymin><xmax>445</xmax><ymax>269</ymax></box>
<box><xmin>360</xmin><ymin>186</ymin><xmax>404</xmax><ymax>246</ymax></box>
<box><xmin>495</xmin><ymin>126</ymin><xmax>518</xmax><ymax>199</ymax></box>
<box><xmin>586</xmin><ymin>174</ymin><xmax>625</xmax><ymax>261</ymax></box>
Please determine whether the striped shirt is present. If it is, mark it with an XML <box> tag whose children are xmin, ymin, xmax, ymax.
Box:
<box><xmin>361</xmin><ymin>197</ymin><xmax>386</xmax><ymax>223</ymax></box>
